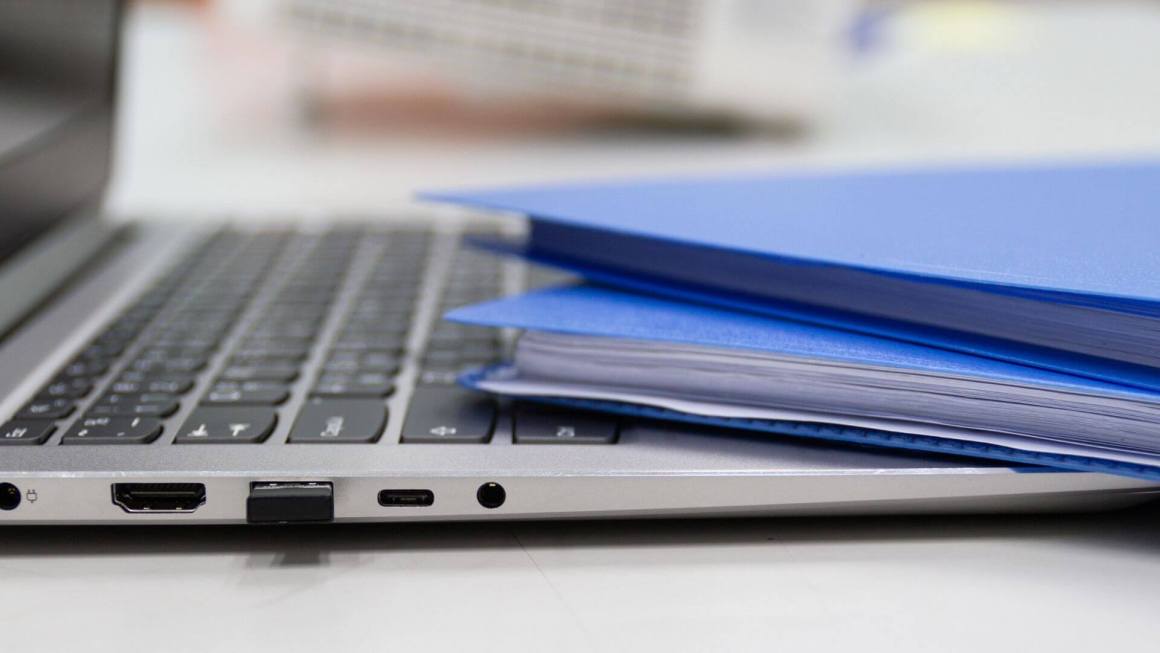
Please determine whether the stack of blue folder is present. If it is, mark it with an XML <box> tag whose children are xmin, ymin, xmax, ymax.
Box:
<box><xmin>425</xmin><ymin>160</ymin><xmax>1160</xmax><ymax>480</ymax></box>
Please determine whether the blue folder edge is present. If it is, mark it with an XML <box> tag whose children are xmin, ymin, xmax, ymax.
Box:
<box><xmin>423</xmin><ymin>160</ymin><xmax>1160</xmax><ymax>305</ymax></box>
<box><xmin>460</xmin><ymin>365</ymin><xmax>1160</xmax><ymax>481</ymax></box>
<box><xmin>464</xmin><ymin>235</ymin><xmax>1160</xmax><ymax>392</ymax></box>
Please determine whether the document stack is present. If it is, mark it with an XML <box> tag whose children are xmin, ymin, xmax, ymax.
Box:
<box><xmin>425</xmin><ymin>160</ymin><xmax>1160</xmax><ymax>480</ymax></box>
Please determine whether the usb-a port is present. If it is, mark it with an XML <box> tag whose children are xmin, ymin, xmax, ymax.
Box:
<box><xmin>247</xmin><ymin>482</ymin><xmax>334</xmax><ymax>524</ymax></box>
<box><xmin>378</xmin><ymin>489</ymin><xmax>434</xmax><ymax>507</ymax></box>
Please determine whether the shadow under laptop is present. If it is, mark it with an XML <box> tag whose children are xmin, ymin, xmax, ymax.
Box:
<box><xmin>1</xmin><ymin>500</ymin><xmax>1158</xmax><ymax>568</ymax></box>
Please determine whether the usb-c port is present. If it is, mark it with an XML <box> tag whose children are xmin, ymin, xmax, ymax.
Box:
<box><xmin>378</xmin><ymin>489</ymin><xmax>434</xmax><ymax>507</ymax></box>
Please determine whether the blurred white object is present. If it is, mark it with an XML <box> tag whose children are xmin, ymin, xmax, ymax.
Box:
<box><xmin>280</xmin><ymin>0</ymin><xmax>859</xmax><ymax>124</ymax></box>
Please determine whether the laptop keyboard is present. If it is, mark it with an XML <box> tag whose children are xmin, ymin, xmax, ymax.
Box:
<box><xmin>0</xmin><ymin>225</ymin><xmax>618</xmax><ymax>447</ymax></box>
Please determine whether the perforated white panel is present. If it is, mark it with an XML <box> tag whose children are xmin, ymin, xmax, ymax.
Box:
<box><xmin>283</xmin><ymin>0</ymin><xmax>703</xmax><ymax>101</ymax></box>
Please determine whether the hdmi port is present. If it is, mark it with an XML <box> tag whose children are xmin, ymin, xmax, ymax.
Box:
<box><xmin>112</xmin><ymin>483</ymin><xmax>206</xmax><ymax>513</ymax></box>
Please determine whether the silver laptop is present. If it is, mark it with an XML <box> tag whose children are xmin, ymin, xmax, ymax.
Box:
<box><xmin>0</xmin><ymin>0</ymin><xmax>1156</xmax><ymax>525</ymax></box>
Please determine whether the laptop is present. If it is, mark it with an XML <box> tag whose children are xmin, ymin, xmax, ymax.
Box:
<box><xmin>0</xmin><ymin>0</ymin><xmax>1155</xmax><ymax>525</ymax></box>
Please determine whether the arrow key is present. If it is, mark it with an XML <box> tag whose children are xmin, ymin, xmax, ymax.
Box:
<box><xmin>174</xmin><ymin>407</ymin><xmax>277</xmax><ymax>444</ymax></box>
<box><xmin>514</xmin><ymin>406</ymin><xmax>619</xmax><ymax>444</ymax></box>
<box><xmin>400</xmin><ymin>386</ymin><xmax>495</xmax><ymax>444</ymax></box>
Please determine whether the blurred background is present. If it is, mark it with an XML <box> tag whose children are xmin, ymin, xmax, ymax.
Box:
<box><xmin>108</xmin><ymin>0</ymin><xmax>1160</xmax><ymax>217</ymax></box>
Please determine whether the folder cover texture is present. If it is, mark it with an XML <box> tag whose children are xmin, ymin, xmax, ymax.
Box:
<box><xmin>426</xmin><ymin>160</ymin><xmax>1160</xmax><ymax>391</ymax></box>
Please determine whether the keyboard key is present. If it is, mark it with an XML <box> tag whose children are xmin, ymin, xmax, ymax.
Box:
<box><xmin>416</xmin><ymin>369</ymin><xmax>459</xmax><ymax>385</ymax></box>
<box><xmin>87</xmin><ymin>400</ymin><xmax>179</xmax><ymax>418</ymax></box>
<box><xmin>61</xmin><ymin>416</ymin><xmax>163</xmax><ymax>445</ymax></box>
<box><xmin>287</xmin><ymin>398</ymin><xmax>387</xmax><ymax>443</ymax></box>
<box><xmin>174</xmin><ymin>406</ymin><xmax>278</xmax><ymax>444</ymax></box>
<box><xmin>109</xmin><ymin>376</ymin><xmax>194</xmax><ymax>395</ymax></box>
<box><xmin>203</xmin><ymin>385</ymin><xmax>289</xmax><ymax>405</ymax></box>
<box><xmin>16</xmin><ymin>398</ymin><xmax>75</xmax><ymax>420</ymax></box>
<box><xmin>514</xmin><ymin>406</ymin><xmax>619</xmax><ymax>444</ymax></box>
<box><xmin>274</xmin><ymin>289</ymin><xmax>337</xmax><ymax>304</ymax></box>
<box><xmin>60</xmin><ymin>359</ymin><xmax>110</xmax><ymax>378</ymax></box>
<box><xmin>152</xmin><ymin>323</ymin><xmax>229</xmax><ymax>338</ymax></box>
<box><xmin>331</xmin><ymin>335</ymin><xmax>406</xmax><ymax>353</ymax></box>
<box><xmin>347</xmin><ymin>301</ymin><xmax>413</xmax><ymax>317</ymax></box>
<box><xmin>91</xmin><ymin>392</ymin><xmax>180</xmax><ymax>417</ymax></box>
<box><xmin>137</xmin><ymin>346</ymin><xmax>214</xmax><ymax>361</ymax></box>
<box><xmin>227</xmin><ymin>355</ymin><xmax>303</xmax><ymax>371</ymax></box>
<box><xmin>427</xmin><ymin>328</ymin><xmax>496</xmax><ymax>347</ymax></box>
<box><xmin>97</xmin><ymin>392</ymin><xmax>177</xmax><ymax>406</ymax></box>
<box><xmin>148</xmin><ymin>335</ymin><xmax>219</xmax><ymax>349</ymax></box>
<box><xmin>458</xmin><ymin>342</ymin><xmax>500</xmax><ymax>360</ymax></box>
<box><xmin>0</xmin><ymin>420</ymin><xmax>55</xmax><ymax>445</ymax></box>
<box><xmin>422</xmin><ymin>350</ymin><xmax>460</xmax><ymax>366</ymax></box>
<box><xmin>321</xmin><ymin>352</ymin><xmax>400</xmax><ymax>375</ymax></box>
<box><xmin>129</xmin><ymin>356</ymin><xmax>207</xmax><ymax>374</ymax></box>
<box><xmin>238</xmin><ymin>335</ymin><xmax>313</xmax><ymax>347</ymax></box>
<box><xmin>259</xmin><ymin>308</ymin><xmax>326</xmax><ymax>323</ymax></box>
<box><xmin>220</xmin><ymin>363</ymin><xmax>299</xmax><ymax>383</ymax></box>
<box><xmin>247</xmin><ymin>322</ymin><xmax>319</xmax><ymax>339</ymax></box>
<box><xmin>400</xmin><ymin>386</ymin><xmax>496</xmax><ymax>444</ymax></box>
<box><xmin>40</xmin><ymin>378</ymin><xmax>92</xmax><ymax>399</ymax></box>
<box><xmin>312</xmin><ymin>372</ymin><xmax>395</xmax><ymax>398</ymax></box>
<box><xmin>210</xmin><ymin>380</ymin><xmax>290</xmax><ymax>393</ymax></box>
<box><xmin>342</xmin><ymin>314</ymin><xmax>410</xmax><ymax>330</ymax></box>
<box><xmin>84</xmin><ymin>340</ymin><xmax>126</xmax><ymax>358</ymax></box>
<box><xmin>319</xmin><ymin>358</ymin><xmax>360</xmax><ymax>373</ymax></box>
<box><xmin>358</xmin><ymin>352</ymin><xmax>401</xmax><ymax>373</ymax></box>
<box><xmin>233</xmin><ymin>343</ymin><xmax>311</xmax><ymax>360</ymax></box>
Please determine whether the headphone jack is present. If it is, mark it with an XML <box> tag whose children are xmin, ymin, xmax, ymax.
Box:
<box><xmin>476</xmin><ymin>482</ymin><xmax>506</xmax><ymax>509</ymax></box>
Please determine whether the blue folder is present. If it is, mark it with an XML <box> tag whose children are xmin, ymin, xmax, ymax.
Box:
<box><xmin>448</xmin><ymin>284</ymin><xmax>1160</xmax><ymax>481</ymax></box>
<box><xmin>424</xmin><ymin>160</ymin><xmax>1160</xmax><ymax>391</ymax></box>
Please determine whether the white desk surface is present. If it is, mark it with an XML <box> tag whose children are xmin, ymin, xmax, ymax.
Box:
<box><xmin>6</xmin><ymin>3</ymin><xmax>1160</xmax><ymax>651</ymax></box>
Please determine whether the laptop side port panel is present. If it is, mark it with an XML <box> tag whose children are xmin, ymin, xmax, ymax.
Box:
<box><xmin>112</xmin><ymin>483</ymin><xmax>207</xmax><ymax>513</ymax></box>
